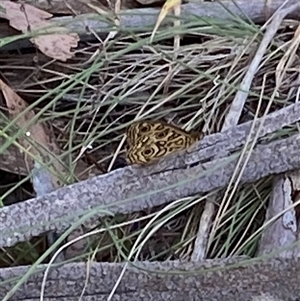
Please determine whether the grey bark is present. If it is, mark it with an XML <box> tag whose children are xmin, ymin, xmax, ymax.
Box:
<box><xmin>2</xmin><ymin>101</ymin><xmax>300</xmax><ymax>248</ymax></box>
<box><xmin>1</xmin><ymin>256</ymin><xmax>300</xmax><ymax>301</ymax></box>
<box><xmin>31</xmin><ymin>162</ymin><xmax>66</xmax><ymax>262</ymax></box>
<box><xmin>257</xmin><ymin>174</ymin><xmax>300</xmax><ymax>258</ymax></box>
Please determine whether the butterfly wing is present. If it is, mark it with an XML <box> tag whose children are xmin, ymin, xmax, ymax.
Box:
<box><xmin>125</xmin><ymin>120</ymin><xmax>201</xmax><ymax>165</ymax></box>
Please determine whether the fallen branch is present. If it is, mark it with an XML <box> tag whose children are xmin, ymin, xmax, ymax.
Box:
<box><xmin>1</xmin><ymin>255</ymin><xmax>300</xmax><ymax>301</ymax></box>
<box><xmin>1</xmin><ymin>102</ymin><xmax>300</xmax><ymax>247</ymax></box>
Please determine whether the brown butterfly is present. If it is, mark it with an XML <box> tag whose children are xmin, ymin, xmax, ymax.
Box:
<box><xmin>125</xmin><ymin>120</ymin><xmax>202</xmax><ymax>165</ymax></box>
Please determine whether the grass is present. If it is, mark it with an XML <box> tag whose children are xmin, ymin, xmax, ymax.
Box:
<box><xmin>0</xmin><ymin>9</ymin><xmax>299</xmax><ymax>294</ymax></box>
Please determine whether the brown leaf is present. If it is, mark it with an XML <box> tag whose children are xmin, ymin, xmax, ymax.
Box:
<box><xmin>31</xmin><ymin>32</ymin><xmax>79</xmax><ymax>61</ymax></box>
<box><xmin>0</xmin><ymin>79</ymin><xmax>67</xmax><ymax>187</ymax></box>
<box><xmin>0</xmin><ymin>1</ymin><xmax>52</xmax><ymax>32</ymax></box>
<box><xmin>0</xmin><ymin>1</ymin><xmax>79</xmax><ymax>61</ymax></box>
<box><xmin>0</xmin><ymin>80</ymin><xmax>102</xmax><ymax>181</ymax></box>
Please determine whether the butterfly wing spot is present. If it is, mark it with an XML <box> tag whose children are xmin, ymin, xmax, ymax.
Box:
<box><xmin>143</xmin><ymin>149</ymin><xmax>152</xmax><ymax>155</ymax></box>
<box><xmin>156</xmin><ymin>131</ymin><xmax>168</xmax><ymax>139</ymax></box>
<box><xmin>139</xmin><ymin>123</ymin><xmax>152</xmax><ymax>133</ymax></box>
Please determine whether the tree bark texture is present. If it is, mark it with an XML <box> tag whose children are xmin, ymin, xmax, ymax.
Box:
<box><xmin>1</xmin><ymin>256</ymin><xmax>300</xmax><ymax>301</ymax></box>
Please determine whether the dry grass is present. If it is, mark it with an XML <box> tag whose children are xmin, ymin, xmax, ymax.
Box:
<box><xmin>1</xmin><ymin>16</ymin><xmax>299</xmax><ymax>267</ymax></box>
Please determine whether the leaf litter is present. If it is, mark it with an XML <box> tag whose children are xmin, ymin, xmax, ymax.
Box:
<box><xmin>0</xmin><ymin>0</ymin><xmax>79</xmax><ymax>61</ymax></box>
<box><xmin>1</xmin><ymin>8</ymin><xmax>300</xmax><ymax>265</ymax></box>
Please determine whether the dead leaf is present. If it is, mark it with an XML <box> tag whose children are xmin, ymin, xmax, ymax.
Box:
<box><xmin>31</xmin><ymin>33</ymin><xmax>80</xmax><ymax>61</ymax></box>
<box><xmin>0</xmin><ymin>1</ymin><xmax>79</xmax><ymax>61</ymax></box>
<box><xmin>0</xmin><ymin>79</ymin><xmax>66</xmax><ymax>187</ymax></box>
<box><xmin>0</xmin><ymin>79</ymin><xmax>102</xmax><ymax>180</ymax></box>
<box><xmin>0</xmin><ymin>1</ymin><xmax>52</xmax><ymax>32</ymax></box>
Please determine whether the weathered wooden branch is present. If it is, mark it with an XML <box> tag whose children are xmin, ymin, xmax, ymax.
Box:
<box><xmin>1</xmin><ymin>256</ymin><xmax>300</xmax><ymax>301</ymax></box>
<box><xmin>18</xmin><ymin>0</ymin><xmax>299</xmax><ymax>18</ymax></box>
<box><xmin>258</xmin><ymin>173</ymin><xmax>300</xmax><ymax>258</ymax></box>
<box><xmin>1</xmin><ymin>101</ymin><xmax>300</xmax><ymax>248</ymax></box>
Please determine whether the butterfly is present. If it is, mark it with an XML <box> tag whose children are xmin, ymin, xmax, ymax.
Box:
<box><xmin>125</xmin><ymin>120</ymin><xmax>202</xmax><ymax>165</ymax></box>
